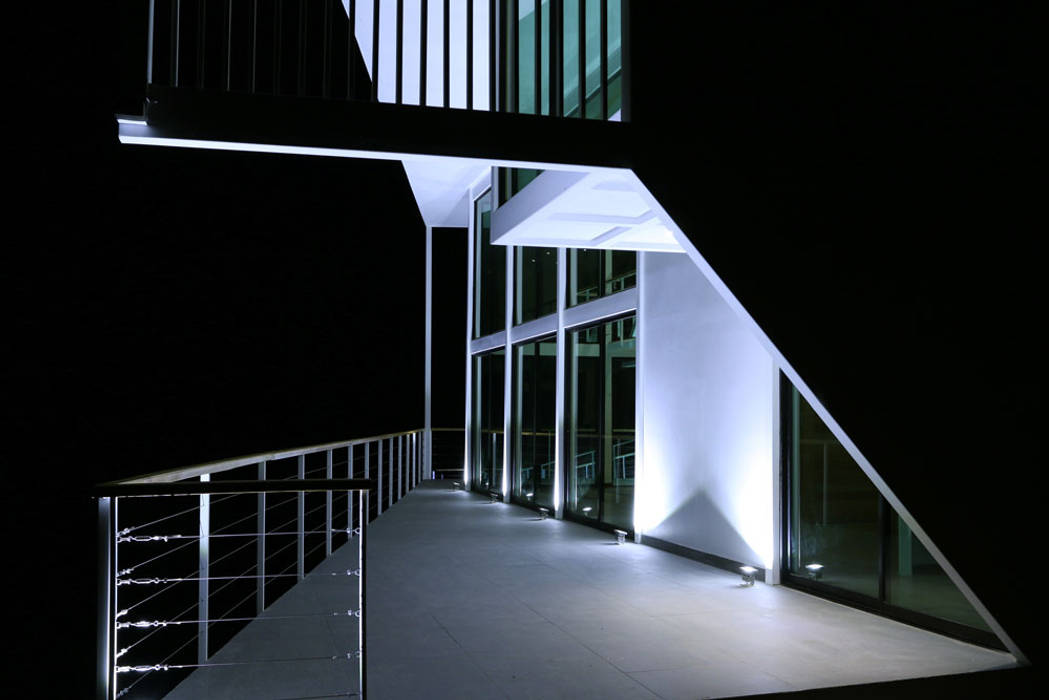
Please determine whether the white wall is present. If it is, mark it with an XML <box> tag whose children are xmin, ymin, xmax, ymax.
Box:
<box><xmin>638</xmin><ymin>252</ymin><xmax>776</xmax><ymax>570</ymax></box>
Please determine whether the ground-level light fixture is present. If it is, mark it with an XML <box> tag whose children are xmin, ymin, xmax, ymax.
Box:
<box><xmin>740</xmin><ymin>565</ymin><xmax>758</xmax><ymax>586</ymax></box>
<box><xmin>613</xmin><ymin>529</ymin><xmax>628</xmax><ymax>545</ymax></box>
<box><xmin>805</xmin><ymin>563</ymin><xmax>824</xmax><ymax>580</ymax></box>
<box><xmin>582</xmin><ymin>506</ymin><xmax>593</xmax><ymax>517</ymax></box>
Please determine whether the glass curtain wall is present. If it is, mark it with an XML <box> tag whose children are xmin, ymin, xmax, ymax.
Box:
<box><xmin>566</xmin><ymin>315</ymin><xmax>635</xmax><ymax>530</ymax></box>
<box><xmin>503</xmin><ymin>0</ymin><xmax>621</xmax><ymax>119</ymax></box>
<box><xmin>515</xmin><ymin>247</ymin><xmax>557</xmax><ymax>324</ymax></box>
<box><xmin>512</xmin><ymin>338</ymin><xmax>557</xmax><ymax>508</ymax></box>
<box><xmin>785</xmin><ymin>379</ymin><xmax>993</xmax><ymax>637</ymax></box>
<box><xmin>568</xmin><ymin>248</ymin><xmax>636</xmax><ymax>306</ymax></box>
<box><xmin>473</xmin><ymin>190</ymin><xmax>504</xmax><ymax>338</ymax></box>
<box><xmin>472</xmin><ymin>350</ymin><xmax>506</xmax><ymax>493</ymax></box>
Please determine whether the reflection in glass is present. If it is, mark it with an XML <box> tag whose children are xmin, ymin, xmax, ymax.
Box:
<box><xmin>498</xmin><ymin>167</ymin><xmax>543</xmax><ymax>206</ymax></box>
<box><xmin>567</xmin><ymin>316</ymin><xmax>635</xmax><ymax>530</ymax></box>
<box><xmin>786</xmin><ymin>379</ymin><xmax>992</xmax><ymax>635</ymax></box>
<box><xmin>472</xmin><ymin>349</ymin><xmax>505</xmax><ymax>493</ymax></box>
<box><xmin>515</xmin><ymin>247</ymin><xmax>557</xmax><ymax>324</ymax></box>
<box><xmin>472</xmin><ymin>190</ymin><xmax>504</xmax><ymax>338</ymax></box>
<box><xmin>512</xmin><ymin>338</ymin><xmax>557</xmax><ymax>508</ymax></box>
<box><xmin>788</xmin><ymin>387</ymin><xmax>881</xmax><ymax>597</ymax></box>
<box><xmin>568</xmin><ymin>248</ymin><xmax>636</xmax><ymax>307</ymax></box>
<box><xmin>887</xmin><ymin>515</ymin><xmax>991</xmax><ymax>632</ymax></box>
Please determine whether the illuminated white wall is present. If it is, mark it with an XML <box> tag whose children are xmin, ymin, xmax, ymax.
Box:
<box><xmin>638</xmin><ymin>252</ymin><xmax>776</xmax><ymax>570</ymax></box>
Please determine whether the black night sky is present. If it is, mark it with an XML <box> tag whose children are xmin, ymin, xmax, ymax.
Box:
<box><xmin>7</xmin><ymin>2</ymin><xmax>1044</xmax><ymax>698</ymax></box>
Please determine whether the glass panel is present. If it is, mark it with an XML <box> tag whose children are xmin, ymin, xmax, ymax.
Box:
<box><xmin>606</xmin><ymin>0</ymin><xmax>622</xmax><ymax>116</ymax></box>
<box><xmin>788</xmin><ymin>386</ymin><xmax>880</xmax><ymax>598</ymax></box>
<box><xmin>513</xmin><ymin>338</ymin><xmax>557</xmax><ymax>508</ymax></box>
<box><xmin>472</xmin><ymin>349</ymin><xmax>505</xmax><ymax>493</ymax></box>
<box><xmin>562</xmin><ymin>0</ymin><xmax>580</xmax><ymax>117</ymax></box>
<box><xmin>584</xmin><ymin>0</ymin><xmax>600</xmax><ymax>118</ymax></box>
<box><xmin>515</xmin><ymin>246</ymin><xmax>557</xmax><ymax>324</ymax></box>
<box><xmin>541</xmin><ymin>0</ymin><xmax>551</xmax><ymax>116</ymax></box>
<box><xmin>568</xmin><ymin>248</ymin><xmax>636</xmax><ymax>307</ymax></box>
<box><xmin>518</xmin><ymin>0</ymin><xmax>536</xmax><ymax>114</ymax></box>
<box><xmin>498</xmin><ymin>167</ymin><xmax>543</xmax><ymax>206</ymax></box>
<box><xmin>473</xmin><ymin>190</ymin><xmax>504</xmax><ymax>338</ymax></box>
<box><xmin>567</xmin><ymin>315</ymin><xmax>635</xmax><ymax>529</ymax></box>
<box><xmin>887</xmin><ymin>515</ymin><xmax>992</xmax><ymax>632</ymax></box>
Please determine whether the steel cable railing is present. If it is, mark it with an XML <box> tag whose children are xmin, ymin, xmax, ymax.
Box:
<box><xmin>98</xmin><ymin>427</ymin><xmax>427</xmax><ymax>700</ymax></box>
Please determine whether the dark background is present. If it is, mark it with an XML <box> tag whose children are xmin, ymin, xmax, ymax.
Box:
<box><xmin>5</xmin><ymin>1</ymin><xmax>1043</xmax><ymax>698</ymax></box>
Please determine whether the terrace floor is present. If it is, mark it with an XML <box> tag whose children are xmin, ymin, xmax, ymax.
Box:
<box><xmin>167</xmin><ymin>479</ymin><xmax>1016</xmax><ymax>699</ymax></box>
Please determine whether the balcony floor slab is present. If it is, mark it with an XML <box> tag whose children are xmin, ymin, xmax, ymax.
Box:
<box><xmin>164</xmin><ymin>480</ymin><xmax>1015</xmax><ymax>699</ymax></box>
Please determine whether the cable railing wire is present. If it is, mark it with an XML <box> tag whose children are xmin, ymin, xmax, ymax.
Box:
<box><xmin>104</xmin><ymin>431</ymin><xmax>409</xmax><ymax>700</ymax></box>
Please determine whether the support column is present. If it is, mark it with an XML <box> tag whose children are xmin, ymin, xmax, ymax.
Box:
<box><xmin>425</xmin><ymin>225</ymin><xmax>433</xmax><ymax>479</ymax></box>
<box><xmin>554</xmin><ymin>247</ymin><xmax>567</xmax><ymax>519</ymax></box>
<box><xmin>257</xmin><ymin>461</ymin><xmax>267</xmax><ymax>613</ymax></box>
<box><xmin>198</xmin><ymin>474</ymin><xmax>210</xmax><ymax>664</ymax></box>
<box><xmin>96</xmin><ymin>497</ymin><xmax>115</xmax><ymax>700</ymax></box>
<box><xmin>325</xmin><ymin>449</ymin><xmax>333</xmax><ymax>557</ymax></box>
<box><xmin>297</xmin><ymin>455</ymin><xmax>305</xmax><ymax>581</ymax></box>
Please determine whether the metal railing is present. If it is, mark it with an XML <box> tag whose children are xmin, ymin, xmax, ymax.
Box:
<box><xmin>430</xmin><ymin>427</ymin><xmax>465</xmax><ymax>480</ymax></box>
<box><xmin>97</xmin><ymin>428</ymin><xmax>427</xmax><ymax>700</ymax></box>
<box><xmin>141</xmin><ymin>0</ymin><xmax>627</xmax><ymax>118</ymax></box>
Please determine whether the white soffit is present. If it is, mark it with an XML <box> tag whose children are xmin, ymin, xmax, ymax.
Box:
<box><xmin>403</xmin><ymin>159</ymin><xmax>490</xmax><ymax>227</ymax></box>
<box><xmin>490</xmin><ymin>169</ymin><xmax>685</xmax><ymax>253</ymax></box>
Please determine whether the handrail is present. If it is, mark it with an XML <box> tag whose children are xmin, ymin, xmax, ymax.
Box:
<box><xmin>97</xmin><ymin>478</ymin><xmax>374</xmax><ymax>498</ymax></box>
<box><xmin>109</xmin><ymin>427</ymin><xmax>428</xmax><ymax>484</ymax></box>
<box><xmin>97</xmin><ymin>426</ymin><xmax>433</xmax><ymax>700</ymax></box>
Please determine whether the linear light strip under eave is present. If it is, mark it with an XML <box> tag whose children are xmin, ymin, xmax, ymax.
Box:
<box><xmin>116</xmin><ymin>125</ymin><xmax>625</xmax><ymax>174</ymax></box>
<box><xmin>626</xmin><ymin>170</ymin><xmax>1029</xmax><ymax>666</ymax></box>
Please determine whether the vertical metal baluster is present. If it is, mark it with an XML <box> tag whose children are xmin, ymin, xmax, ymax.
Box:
<box><xmin>577</xmin><ymin>0</ymin><xmax>584</xmax><ymax>117</ymax></box>
<box><xmin>377</xmin><ymin>439</ymin><xmax>383</xmax><ymax>515</ymax></box>
<box><xmin>171</xmin><ymin>0</ymin><xmax>182</xmax><ymax>86</ymax></box>
<box><xmin>552</xmin><ymin>0</ymin><xmax>561</xmax><ymax>116</ymax></box>
<box><xmin>147</xmin><ymin>0</ymin><xmax>156</xmax><ymax>85</ymax></box>
<box><xmin>250</xmin><ymin>0</ymin><xmax>258</xmax><ymax>92</ymax></box>
<box><xmin>257</xmin><ymin>460</ymin><xmax>266</xmax><ymax>614</ymax></box>
<box><xmin>364</xmin><ymin>441</ymin><xmax>371</xmax><ymax>522</ymax></box>
<box><xmin>297</xmin><ymin>455</ymin><xmax>305</xmax><ymax>581</ymax></box>
<box><xmin>599</xmin><ymin>0</ymin><xmax>607</xmax><ymax>119</ymax></box>
<box><xmin>371</xmin><ymin>0</ymin><xmax>380</xmax><ymax>101</ymax></box>
<box><xmin>399</xmin><ymin>434</ymin><xmax>404</xmax><ymax>498</ymax></box>
<box><xmin>297</xmin><ymin>0</ymin><xmax>307</xmax><ymax>96</ymax></box>
<box><xmin>442</xmin><ymin>0</ymin><xmax>450</xmax><ymax>107</ymax></box>
<box><xmin>388</xmin><ymin>438</ymin><xmax>394</xmax><ymax>509</ymax></box>
<box><xmin>198</xmin><ymin>0</ymin><xmax>207</xmax><ymax>88</ymax></box>
<box><xmin>511</xmin><ymin>0</ymin><xmax>519</xmax><ymax>112</ymax></box>
<box><xmin>224</xmin><ymin>0</ymin><xmax>233</xmax><ymax>90</ymax></box>
<box><xmin>420</xmin><ymin>0</ymin><xmax>428</xmax><ymax>105</ymax></box>
<box><xmin>535</xmin><ymin>0</ymin><xmax>541</xmax><ymax>114</ymax></box>
<box><xmin>466</xmin><ymin>0</ymin><xmax>473</xmax><ymax>109</ymax></box>
<box><xmin>97</xmin><ymin>497</ymin><xmax>115</xmax><ymax>700</ymax></box>
<box><xmin>325</xmin><ymin>449</ymin><xmax>333</xmax><ymax>557</ymax></box>
<box><xmin>347</xmin><ymin>0</ymin><xmax>356</xmax><ymax>98</ymax></box>
<box><xmin>347</xmin><ymin>444</ymin><xmax>355</xmax><ymax>534</ymax></box>
<box><xmin>199</xmin><ymin>474</ymin><xmax>210</xmax><ymax>665</ymax></box>
<box><xmin>323</xmin><ymin>0</ymin><xmax>332</xmax><ymax>98</ymax></box>
<box><xmin>620</xmin><ymin>0</ymin><xmax>630</xmax><ymax>121</ymax></box>
<box><xmin>358</xmin><ymin>490</ymin><xmax>368</xmax><ymax>698</ymax></box>
<box><xmin>489</xmin><ymin>0</ymin><xmax>495</xmax><ymax>110</ymax></box>
<box><xmin>395</xmin><ymin>0</ymin><xmax>404</xmax><ymax>104</ymax></box>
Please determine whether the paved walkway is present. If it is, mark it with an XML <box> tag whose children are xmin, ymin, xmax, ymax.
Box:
<box><xmin>168</xmin><ymin>480</ymin><xmax>1015</xmax><ymax>699</ymax></box>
